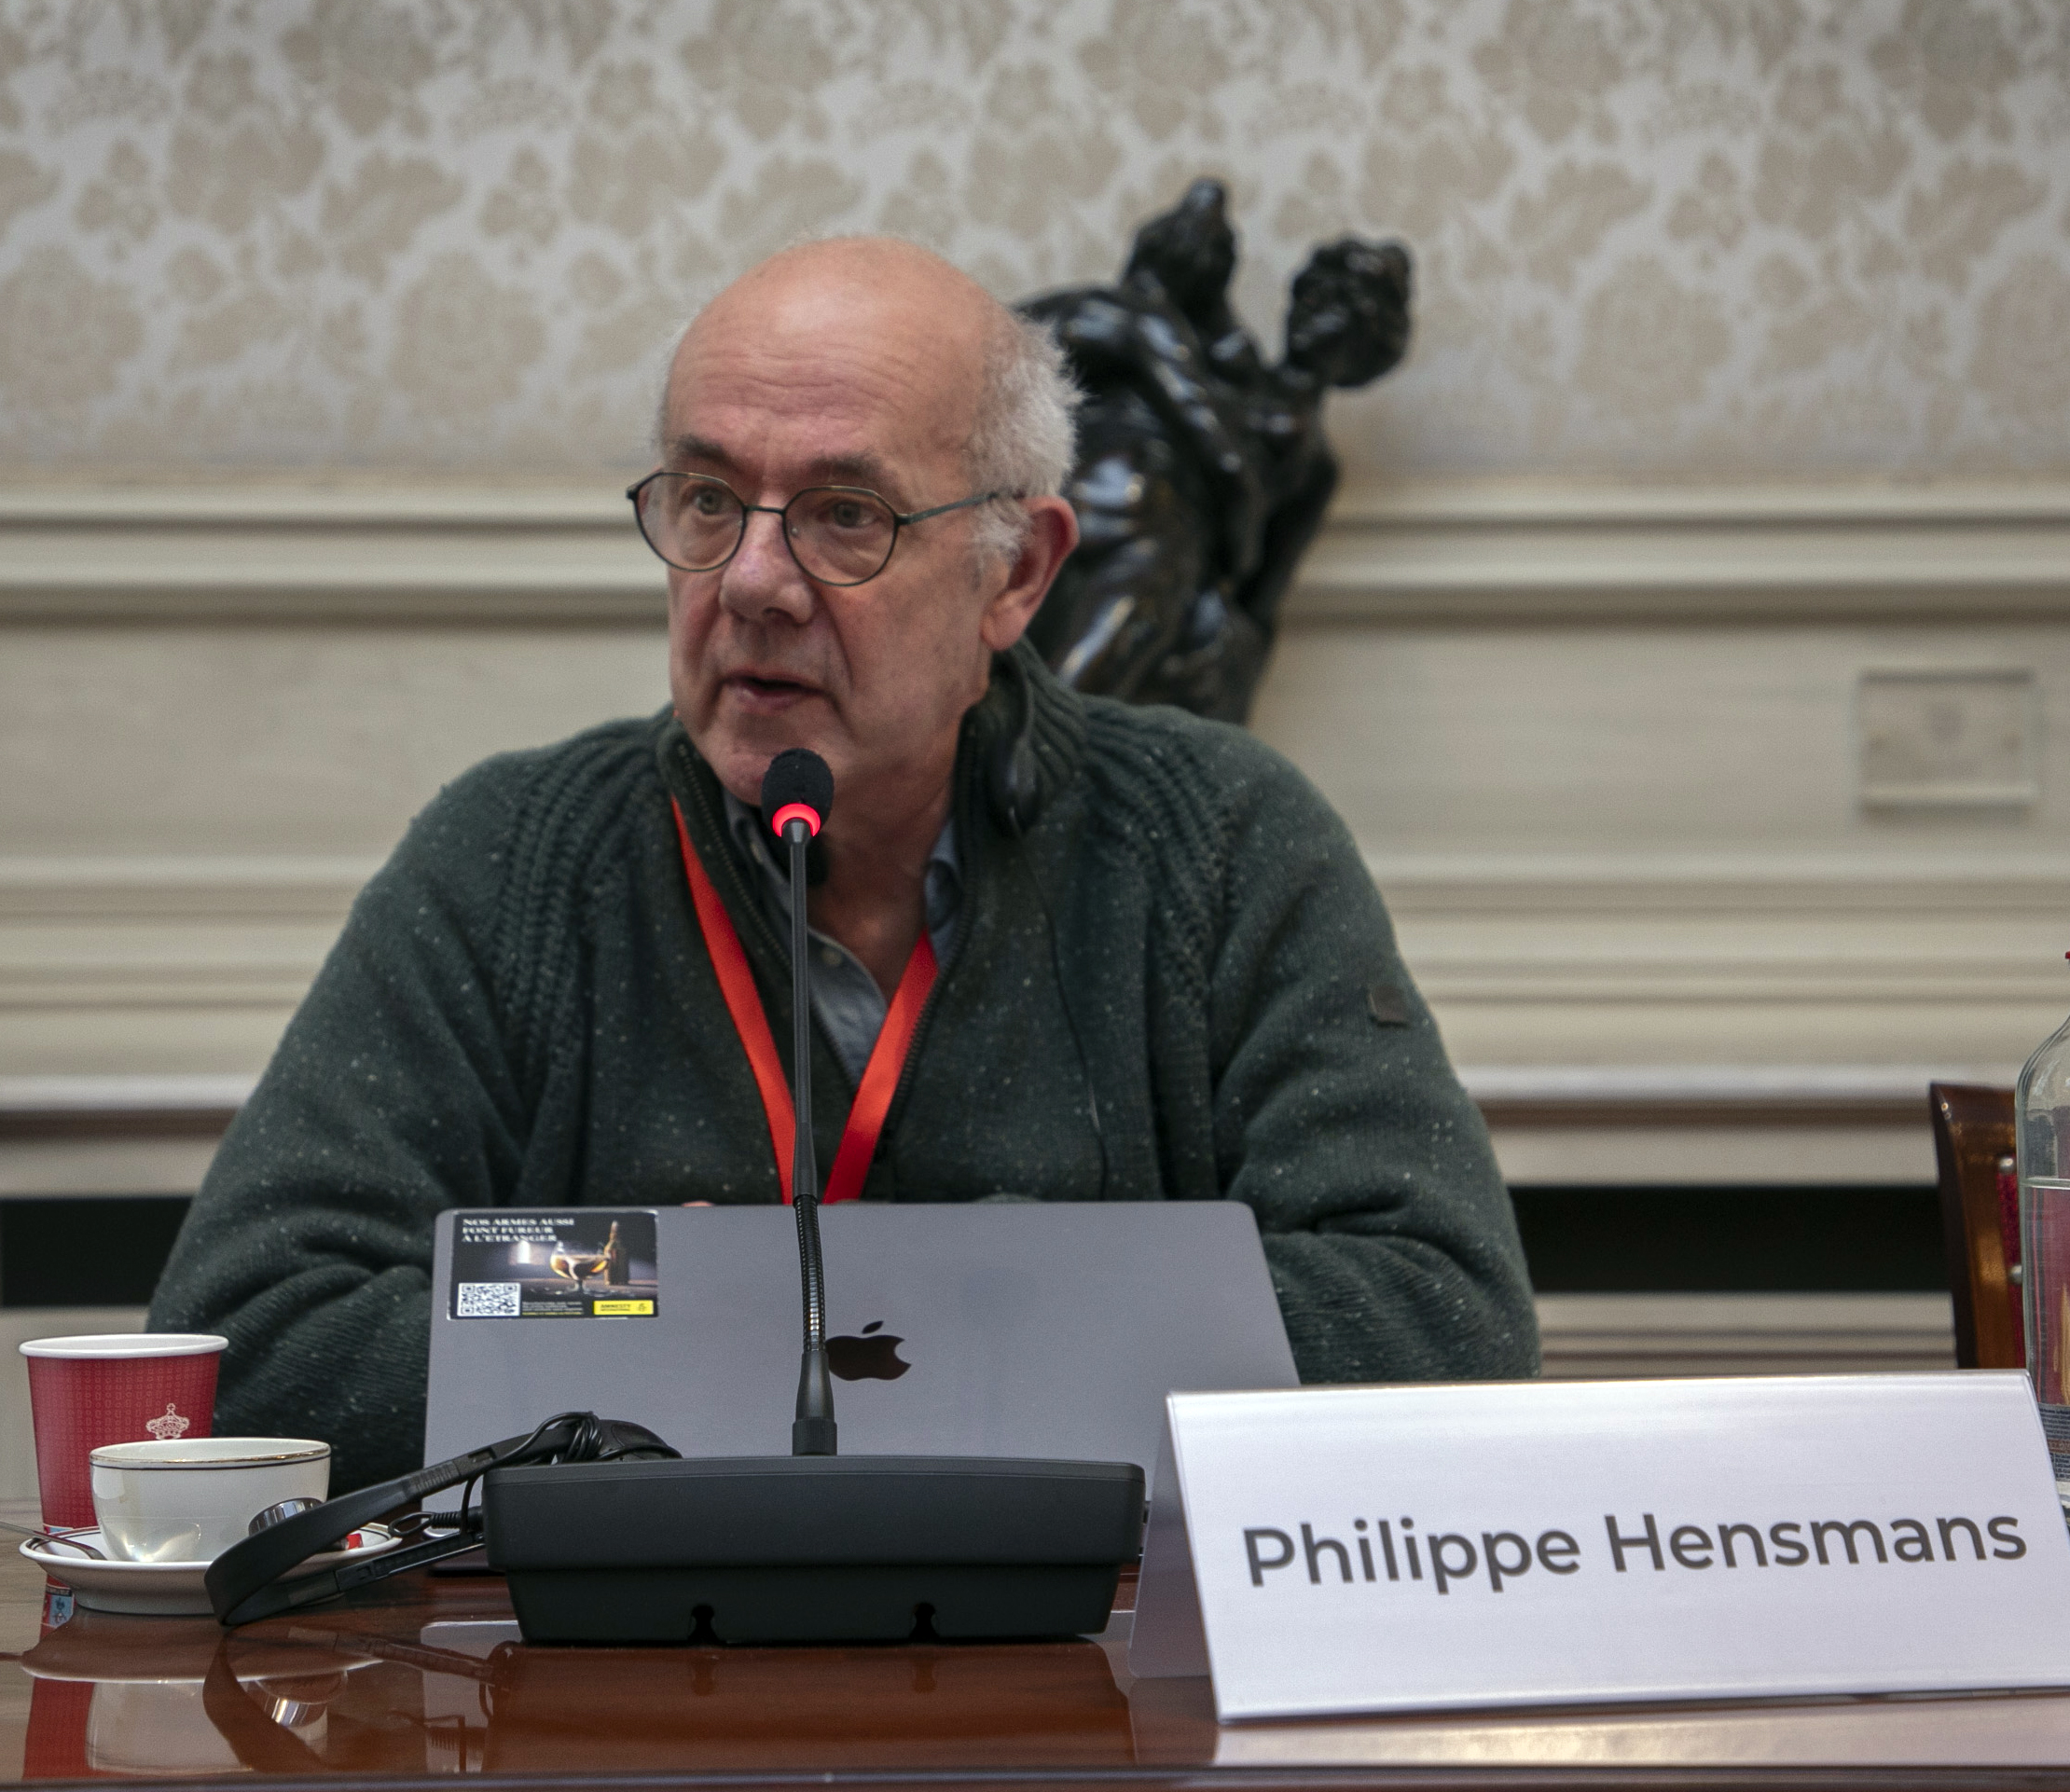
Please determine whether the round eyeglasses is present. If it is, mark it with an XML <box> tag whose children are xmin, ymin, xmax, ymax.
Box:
<box><xmin>627</xmin><ymin>472</ymin><xmax>1004</xmax><ymax>587</ymax></box>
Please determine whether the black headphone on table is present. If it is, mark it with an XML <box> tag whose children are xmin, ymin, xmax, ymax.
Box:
<box><xmin>204</xmin><ymin>1411</ymin><xmax>676</xmax><ymax>1627</ymax></box>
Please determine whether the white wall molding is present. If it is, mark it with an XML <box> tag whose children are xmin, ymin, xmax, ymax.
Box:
<box><xmin>1301</xmin><ymin>478</ymin><xmax>2070</xmax><ymax>626</ymax></box>
<box><xmin>0</xmin><ymin>848</ymin><xmax>2060</xmax><ymax>1085</ymax></box>
<box><xmin>0</xmin><ymin>1062</ymin><xmax>1982</xmax><ymax>1192</ymax></box>
<box><xmin>0</xmin><ymin>1065</ymin><xmax>2009</xmax><ymax>1123</ymax></box>
<box><xmin>0</xmin><ymin>859</ymin><xmax>363</xmax><ymax>1019</ymax></box>
<box><xmin>1535</xmin><ymin>1294</ymin><xmax>1953</xmax><ymax>1380</ymax></box>
<box><xmin>0</xmin><ymin>855</ymin><xmax>376</xmax><ymax>916</ymax></box>
<box><xmin>0</xmin><ymin>480</ymin><xmax>659</xmax><ymax>625</ymax></box>
<box><xmin>5</xmin><ymin>476</ymin><xmax>2069</xmax><ymax>627</ymax></box>
<box><xmin>1378</xmin><ymin>852</ymin><xmax>2070</xmax><ymax>1009</ymax></box>
<box><xmin>1462</xmin><ymin>1064</ymin><xmax>2015</xmax><ymax>1109</ymax></box>
<box><xmin>0</xmin><ymin>1073</ymin><xmax>258</xmax><ymax>1112</ymax></box>
<box><xmin>1370</xmin><ymin>850</ymin><xmax>2070</xmax><ymax>913</ymax></box>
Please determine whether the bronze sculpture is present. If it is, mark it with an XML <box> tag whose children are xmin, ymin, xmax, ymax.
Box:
<box><xmin>1019</xmin><ymin>179</ymin><xmax>1412</xmax><ymax>724</ymax></box>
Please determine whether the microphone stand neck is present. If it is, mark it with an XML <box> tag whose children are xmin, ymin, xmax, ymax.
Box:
<box><xmin>785</xmin><ymin>820</ymin><xmax>836</xmax><ymax>1456</ymax></box>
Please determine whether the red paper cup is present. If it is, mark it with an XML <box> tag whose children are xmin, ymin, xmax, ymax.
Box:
<box><xmin>21</xmin><ymin>1335</ymin><xmax>226</xmax><ymax>1530</ymax></box>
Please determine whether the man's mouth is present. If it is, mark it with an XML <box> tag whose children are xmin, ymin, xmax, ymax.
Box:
<box><xmin>723</xmin><ymin>671</ymin><xmax>820</xmax><ymax>710</ymax></box>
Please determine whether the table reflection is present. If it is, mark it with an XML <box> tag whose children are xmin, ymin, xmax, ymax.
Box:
<box><xmin>19</xmin><ymin>1604</ymin><xmax>379</xmax><ymax>1779</ymax></box>
<box><xmin>19</xmin><ymin>1561</ymin><xmax>2070</xmax><ymax>1783</ymax></box>
<box><xmin>451</xmin><ymin>1621</ymin><xmax>1134</xmax><ymax>1774</ymax></box>
<box><xmin>15</xmin><ymin>1589</ymin><xmax>1140</xmax><ymax>1780</ymax></box>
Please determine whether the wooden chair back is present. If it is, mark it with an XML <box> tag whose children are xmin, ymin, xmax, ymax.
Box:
<box><xmin>1930</xmin><ymin>1082</ymin><xmax>2022</xmax><ymax>1370</ymax></box>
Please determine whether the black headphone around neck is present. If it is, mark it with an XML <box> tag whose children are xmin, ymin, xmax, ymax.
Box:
<box><xmin>985</xmin><ymin>650</ymin><xmax>1043</xmax><ymax>837</ymax></box>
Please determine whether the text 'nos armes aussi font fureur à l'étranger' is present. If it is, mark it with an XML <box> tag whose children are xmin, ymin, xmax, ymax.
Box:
<box><xmin>1241</xmin><ymin>1511</ymin><xmax>2032</xmax><ymax>1596</ymax></box>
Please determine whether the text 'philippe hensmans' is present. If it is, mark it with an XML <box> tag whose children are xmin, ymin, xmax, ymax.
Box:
<box><xmin>1243</xmin><ymin>1512</ymin><xmax>2030</xmax><ymax>1596</ymax></box>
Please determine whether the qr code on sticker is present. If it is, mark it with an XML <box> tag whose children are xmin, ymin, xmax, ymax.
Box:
<box><xmin>456</xmin><ymin>1281</ymin><xmax>521</xmax><ymax>1318</ymax></box>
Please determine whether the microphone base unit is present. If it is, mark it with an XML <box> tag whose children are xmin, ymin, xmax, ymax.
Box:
<box><xmin>482</xmin><ymin>1453</ymin><xmax>1146</xmax><ymax>1646</ymax></box>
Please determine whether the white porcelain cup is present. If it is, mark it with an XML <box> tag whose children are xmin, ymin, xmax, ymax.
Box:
<box><xmin>89</xmin><ymin>1437</ymin><xmax>330</xmax><ymax>1564</ymax></box>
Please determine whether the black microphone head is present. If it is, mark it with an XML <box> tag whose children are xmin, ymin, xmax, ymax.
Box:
<box><xmin>762</xmin><ymin>748</ymin><xmax>834</xmax><ymax>837</ymax></box>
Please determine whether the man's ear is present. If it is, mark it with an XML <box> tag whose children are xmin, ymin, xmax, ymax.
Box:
<box><xmin>978</xmin><ymin>496</ymin><xmax>1079</xmax><ymax>654</ymax></box>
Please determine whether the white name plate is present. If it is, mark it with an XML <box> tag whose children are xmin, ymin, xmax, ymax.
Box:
<box><xmin>1129</xmin><ymin>1373</ymin><xmax>2070</xmax><ymax>1722</ymax></box>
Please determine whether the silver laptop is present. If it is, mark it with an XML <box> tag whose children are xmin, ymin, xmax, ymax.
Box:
<box><xmin>425</xmin><ymin>1202</ymin><xmax>1296</xmax><ymax>1485</ymax></box>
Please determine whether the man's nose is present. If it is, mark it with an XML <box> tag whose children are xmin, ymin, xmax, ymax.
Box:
<box><xmin>719</xmin><ymin>506</ymin><xmax>813</xmax><ymax>622</ymax></box>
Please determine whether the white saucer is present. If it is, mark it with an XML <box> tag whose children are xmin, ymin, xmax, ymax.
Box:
<box><xmin>19</xmin><ymin>1523</ymin><xmax>400</xmax><ymax>1617</ymax></box>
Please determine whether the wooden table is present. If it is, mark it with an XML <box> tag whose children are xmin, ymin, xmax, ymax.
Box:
<box><xmin>8</xmin><ymin>1518</ymin><xmax>2070</xmax><ymax>1789</ymax></box>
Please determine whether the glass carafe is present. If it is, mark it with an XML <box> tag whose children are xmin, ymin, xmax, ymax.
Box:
<box><xmin>2018</xmin><ymin>1000</ymin><xmax>2070</xmax><ymax>1505</ymax></box>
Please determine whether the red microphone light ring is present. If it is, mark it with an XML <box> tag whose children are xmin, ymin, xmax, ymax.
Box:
<box><xmin>770</xmin><ymin>802</ymin><xmax>821</xmax><ymax>838</ymax></box>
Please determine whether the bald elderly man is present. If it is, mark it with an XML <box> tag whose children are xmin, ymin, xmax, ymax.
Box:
<box><xmin>151</xmin><ymin>240</ymin><xmax>1537</xmax><ymax>1492</ymax></box>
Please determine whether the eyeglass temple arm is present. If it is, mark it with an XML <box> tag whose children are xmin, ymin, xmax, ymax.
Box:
<box><xmin>896</xmin><ymin>490</ymin><xmax>1007</xmax><ymax>525</ymax></box>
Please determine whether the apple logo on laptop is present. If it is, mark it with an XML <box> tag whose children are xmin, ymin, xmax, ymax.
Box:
<box><xmin>827</xmin><ymin>1319</ymin><xmax>910</xmax><ymax>1381</ymax></box>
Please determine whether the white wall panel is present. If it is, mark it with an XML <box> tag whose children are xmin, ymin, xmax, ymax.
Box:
<box><xmin>3</xmin><ymin>478</ymin><xmax>2063</xmax><ymax>1110</ymax></box>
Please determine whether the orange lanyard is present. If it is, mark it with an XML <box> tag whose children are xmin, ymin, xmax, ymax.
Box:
<box><xmin>671</xmin><ymin>799</ymin><xmax>937</xmax><ymax>1205</ymax></box>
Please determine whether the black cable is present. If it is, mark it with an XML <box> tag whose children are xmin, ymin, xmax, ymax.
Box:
<box><xmin>1012</xmin><ymin>846</ymin><xmax>1111</xmax><ymax>1204</ymax></box>
<box><xmin>444</xmin><ymin>1408</ymin><xmax>620</xmax><ymax>1542</ymax></box>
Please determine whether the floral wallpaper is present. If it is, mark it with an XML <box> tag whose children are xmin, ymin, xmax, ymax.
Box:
<box><xmin>0</xmin><ymin>0</ymin><xmax>2065</xmax><ymax>476</ymax></box>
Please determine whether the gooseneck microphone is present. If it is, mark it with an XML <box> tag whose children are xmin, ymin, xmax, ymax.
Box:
<box><xmin>761</xmin><ymin>747</ymin><xmax>838</xmax><ymax>1457</ymax></box>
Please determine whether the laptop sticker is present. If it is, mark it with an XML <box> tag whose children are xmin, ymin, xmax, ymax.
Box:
<box><xmin>449</xmin><ymin>1210</ymin><xmax>658</xmax><ymax>1319</ymax></box>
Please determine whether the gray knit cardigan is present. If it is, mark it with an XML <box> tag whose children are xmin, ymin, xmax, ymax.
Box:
<box><xmin>150</xmin><ymin>647</ymin><xmax>1538</xmax><ymax>1490</ymax></box>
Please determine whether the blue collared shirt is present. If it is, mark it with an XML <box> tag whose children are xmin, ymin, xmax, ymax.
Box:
<box><xmin>723</xmin><ymin>790</ymin><xmax>962</xmax><ymax>1086</ymax></box>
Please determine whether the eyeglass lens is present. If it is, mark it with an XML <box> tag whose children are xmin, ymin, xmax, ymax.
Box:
<box><xmin>638</xmin><ymin>476</ymin><xmax>898</xmax><ymax>585</ymax></box>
